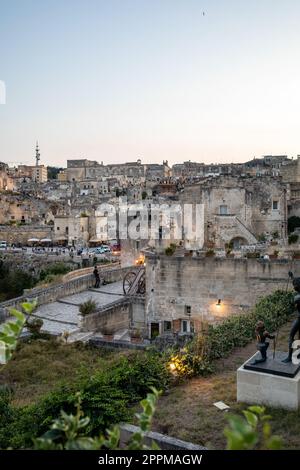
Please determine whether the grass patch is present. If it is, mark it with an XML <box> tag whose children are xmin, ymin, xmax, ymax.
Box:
<box><xmin>0</xmin><ymin>338</ymin><xmax>122</xmax><ymax>406</ymax></box>
<box><xmin>0</xmin><ymin>338</ymin><xmax>170</xmax><ymax>448</ymax></box>
<box><xmin>153</xmin><ymin>318</ymin><xmax>300</xmax><ymax>449</ymax></box>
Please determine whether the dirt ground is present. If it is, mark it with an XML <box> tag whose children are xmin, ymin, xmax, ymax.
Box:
<box><xmin>152</xmin><ymin>317</ymin><xmax>300</xmax><ymax>449</ymax></box>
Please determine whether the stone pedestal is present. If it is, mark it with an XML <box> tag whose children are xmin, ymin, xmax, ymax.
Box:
<box><xmin>237</xmin><ymin>351</ymin><xmax>300</xmax><ymax>410</ymax></box>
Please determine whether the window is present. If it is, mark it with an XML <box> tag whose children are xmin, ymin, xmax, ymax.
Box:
<box><xmin>57</xmin><ymin>227</ymin><xmax>60</xmax><ymax>231</ymax></box>
<box><xmin>163</xmin><ymin>321</ymin><xmax>172</xmax><ymax>332</ymax></box>
<box><xmin>272</xmin><ymin>200</ymin><xmax>278</xmax><ymax>210</ymax></box>
<box><xmin>219</xmin><ymin>205</ymin><xmax>228</xmax><ymax>215</ymax></box>
<box><xmin>182</xmin><ymin>320</ymin><xmax>188</xmax><ymax>333</ymax></box>
<box><xmin>181</xmin><ymin>320</ymin><xmax>194</xmax><ymax>334</ymax></box>
<box><xmin>185</xmin><ymin>305</ymin><xmax>191</xmax><ymax>314</ymax></box>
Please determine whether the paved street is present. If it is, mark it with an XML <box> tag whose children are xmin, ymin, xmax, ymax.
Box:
<box><xmin>31</xmin><ymin>281</ymin><xmax>124</xmax><ymax>338</ymax></box>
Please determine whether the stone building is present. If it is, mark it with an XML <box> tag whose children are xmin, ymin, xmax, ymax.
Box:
<box><xmin>144</xmin><ymin>254</ymin><xmax>296</xmax><ymax>337</ymax></box>
<box><xmin>0</xmin><ymin>169</ymin><xmax>15</xmax><ymax>191</ymax></box>
<box><xmin>181</xmin><ymin>175</ymin><xmax>287</xmax><ymax>248</ymax></box>
<box><xmin>280</xmin><ymin>156</ymin><xmax>300</xmax><ymax>184</ymax></box>
<box><xmin>54</xmin><ymin>214</ymin><xmax>90</xmax><ymax>246</ymax></box>
<box><xmin>66</xmin><ymin>158</ymin><xmax>170</xmax><ymax>184</ymax></box>
<box><xmin>0</xmin><ymin>193</ymin><xmax>56</xmax><ymax>225</ymax></box>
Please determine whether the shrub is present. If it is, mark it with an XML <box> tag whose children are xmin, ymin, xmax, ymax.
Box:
<box><xmin>34</xmin><ymin>389</ymin><xmax>161</xmax><ymax>450</ymax></box>
<box><xmin>26</xmin><ymin>318</ymin><xmax>43</xmax><ymax>338</ymax></box>
<box><xmin>165</xmin><ymin>244</ymin><xmax>176</xmax><ymax>256</ymax></box>
<box><xmin>288</xmin><ymin>233</ymin><xmax>299</xmax><ymax>245</ymax></box>
<box><xmin>0</xmin><ymin>261</ymin><xmax>37</xmax><ymax>301</ymax></box>
<box><xmin>258</xmin><ymin>234</ymin><xmax>266</xmax><ymax>242</ymax></box>
<box><xmin>39</xmin><ymin>263</ymin><xmax>71</xmax><ymax>281</ymax></box>
<box><xmin>185</xmin><ymin>290</ymin><xmax>293</xmax><ymax>373</ymax></box>
<box><xmin>0</xmin><ymin>351</ymin><xmax>170</xmax><ymax>448</ymax></box>
<box><xmin>205</xmin><ymin>249</ymin><xmax>215</xmax><ymax>257</ymax></box>
<box><xmin>79</xmin><ymin>299</ymin><xmax>97</xmax><ymax>316</ymax></box>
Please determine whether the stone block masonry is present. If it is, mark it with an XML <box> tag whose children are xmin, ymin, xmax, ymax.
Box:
<box><xmin>145</xmin><ymin>256</ymin><xmax>299</xmax><ymax>324</ymax></box>
<box><xmin>0</xmin><ymin>265</ymin><xmax>136</xmax><ymax>322</ymax></box>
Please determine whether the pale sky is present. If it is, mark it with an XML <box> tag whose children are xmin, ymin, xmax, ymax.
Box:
<box><xmin>0</xmin><ymin>0</ymin><xmax>300</xmax><ymax>167</ymax></box>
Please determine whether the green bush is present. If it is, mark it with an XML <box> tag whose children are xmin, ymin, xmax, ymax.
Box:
<box><xmin>165</xmin><ymin>244</ymin><xmax>176</xmax><ymax>256</ymax></box>
<box><xmin>205</xmin><ymin>249</ymin><xmax>215</xmax><ymax>257</ymax></box>
<box><xmin>258</xmin><ymin>234</ymin><xmax>266</xmax><ymax>242</ymax></box>
<box><xmin>0</xmin><ymin>261</ymin><xmax>37</xmax><ymax>301</ymax></box>
<box><xmin>79</xmin><ymin>299</ymin><xmax>97</xmax><ymax>316</ymax></box>
<box><xmin>25</xmin><ymin>318</ymin><xmax>43</xmax><ymax>338</ymax></box>
<box><xmin>288</xmin><ymin>233</ymin><xmax>299</xmax><ymax>245</ymax></box>
<box><xmin>39</xmin><ymin>263</ymin><xmax>71</xmax><ymax>281</ymax></box>
<box><xmin>187</xmin><ymin>290</ymin><xmax>293</xmax><ymax>369</ymax></box>
<box><xmin>0</xmin><ymin>351</ymin><xmax>170</xmax><ymax>449</ymax></box>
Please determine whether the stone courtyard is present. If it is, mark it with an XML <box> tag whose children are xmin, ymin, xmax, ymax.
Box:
<box><xmin>30</xmin><ymin>280</ymin><xmax>125</xmax><ymax>339</ymax></box>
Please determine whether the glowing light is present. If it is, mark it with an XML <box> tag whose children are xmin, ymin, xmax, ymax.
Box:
<box><xmin>135</xmin><ymin>254</ymin><xmax>145</xmax><ymax>266</ymax></box>
<box><xmin>169</xmin><ymin>362</ymin><xmax>176</xmax><ymax>372</ymax></box>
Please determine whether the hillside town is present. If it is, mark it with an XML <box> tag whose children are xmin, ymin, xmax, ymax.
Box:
<box><xmin>1</xmin><ymin>147</ymin><xmax>300</xmax><ymax>339</ymax></box>
<box><xmin>2</xmin><ymin>0</ymin><xmax>300</xmax><ymax>460</ymax></box>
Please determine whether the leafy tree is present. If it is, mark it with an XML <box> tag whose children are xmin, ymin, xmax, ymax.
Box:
<box><xmin>0</xmin><ymin>261</ymin><xmax>37</xmax><ymax>301</ymax></box>
<box><xmin>47</xmin><ymin>167</ymin><xmax>63</xmax><ymax>180</ymax></box>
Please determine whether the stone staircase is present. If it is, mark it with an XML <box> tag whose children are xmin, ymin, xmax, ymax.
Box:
<box><xmin>235</xmin><ymin>217</ymin><xmax>258</xmax><ymax>244</ymax></box>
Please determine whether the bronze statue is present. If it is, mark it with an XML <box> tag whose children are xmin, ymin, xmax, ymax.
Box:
<box><xmin>282</xmin><ymin>274</ymin><xmax>300</xmax><ymax>363</ymax></box>
<box><xmin>251</xmin><ymin>321</ymin><xmax>275</xmax><ymax>365</ymax></box>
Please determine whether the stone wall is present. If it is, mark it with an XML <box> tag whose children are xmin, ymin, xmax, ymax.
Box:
<box><xmin>0</xmin><ymin>265</ymin><xmax>135</xmax><ymax>322</ymax></box>
<box><xmin>82</xmin><ymin>300</ymin><xmax>130</xmax><ymax>333</ymax></box>
<box><xmin>145</xmin><ymin>255</ymin><xmax>299</xmax><ymax>324</ymax></box>
<box><xmin>0</xmin><ymin>225</ymin><xmax>53</xmax><ymax>244</ymax></box>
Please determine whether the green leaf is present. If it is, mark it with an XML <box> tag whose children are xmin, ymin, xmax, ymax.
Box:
<box><xmin>21</xmin><ymin>300</ymin><xmax>37</xmax><ymax>315</ymax></box>
<box><xmin>9</xmin><ymin>308</ymin><xmax>26</xmax><ymax>322</ymax></box>
<box><xmin>243</xmin><ymin>410</ymin><xmax>258</xmax><ymax>428</ymax></box>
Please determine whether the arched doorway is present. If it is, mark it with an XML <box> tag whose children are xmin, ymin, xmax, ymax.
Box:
<box><xmin>230</xmin><ymin>236</ymin><xmax>248</xmax><ymax>250</ymax></box>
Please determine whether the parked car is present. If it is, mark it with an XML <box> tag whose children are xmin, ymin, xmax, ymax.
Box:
<box><xmin>94</xmin><ymin>246</ymin><xmax>110</xmax><ymax>254</ymax></box>
<box><xmin>101</xmin><ymin>245</ymin><xmax>111</xmax><ymax>252</ymax></box>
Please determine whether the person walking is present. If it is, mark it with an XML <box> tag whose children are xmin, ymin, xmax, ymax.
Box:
<box><xmin>93</xmin><ymin>265</ymin><xmax>100</xmax><ymax>288</ymax></box>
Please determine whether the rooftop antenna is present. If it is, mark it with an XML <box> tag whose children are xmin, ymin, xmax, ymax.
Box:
<box><xmin>35</xmin><ymin>141</ymin><xmax>40</xmax><ymax>166</ymax></box>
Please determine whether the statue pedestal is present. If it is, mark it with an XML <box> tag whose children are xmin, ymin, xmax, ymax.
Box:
<box><xmin>237</xmin><ymin>351</ymin><xmax>300</xmax><ymax>410</ymax></box>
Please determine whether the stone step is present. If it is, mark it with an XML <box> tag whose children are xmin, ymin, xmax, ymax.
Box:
<box><xmin>67</xmin><ymin>331</ymin><xmax>94</xmax><ymax>343</ymax></box>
